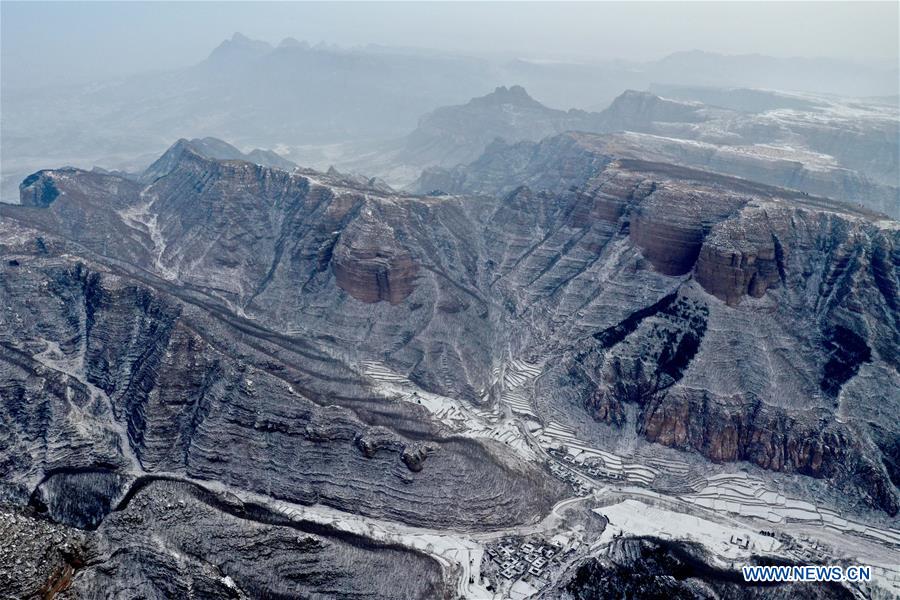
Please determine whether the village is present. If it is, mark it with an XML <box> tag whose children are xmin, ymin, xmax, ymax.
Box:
<box><xmin>480</xmin><ymin>533</ymin><xmax>583</xmax><ymax>594</ymax></box>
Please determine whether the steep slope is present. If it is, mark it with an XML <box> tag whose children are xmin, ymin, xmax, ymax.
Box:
<box><xmin>420</xmin><ymin>141</ymin><xmax>899</xmax><ymax>515</ymax></box>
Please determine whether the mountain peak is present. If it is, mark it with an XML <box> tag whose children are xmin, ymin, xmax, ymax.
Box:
<box><xmin>473</xmin><ymin>85</ymin><xmax>543</xmax><ymax>108</ymax></box>
<box><xmin>141</xmin><ymin>137</ymin><xmax>296</xmax><ymax>183</ymax></box>
<box><xmin>140</xmin><ymin>139</ymin><xmax>217</xmax><ymax>183</ymax></box>
<box><xmin>205</xmin><ymin>33</ymin><xmax>272</xmax><ymax>65</ymax></box>
<box><xmin>278</xmin><ymin>37</ymin><xmax>309</xmax><ymax>49</ymax></box>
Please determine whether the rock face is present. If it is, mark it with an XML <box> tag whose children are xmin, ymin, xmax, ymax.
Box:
<box><xmin>415</xmin><ymin>139</ymin><xmax>899</xmax><ymax>516</ymax></box>
<box><xmin>1</xmin><ymin>137</ymin><xmax>898</xmax><ymax>593</ymax></box>
<box><xmin>331</xmin><ymin>209</ymin><xmax>419</xmax><ymax>304</ymax></box>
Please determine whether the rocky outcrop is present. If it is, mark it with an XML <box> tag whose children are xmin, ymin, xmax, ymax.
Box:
<box><xmin>693</xmin><ymin>208</ymin><xmax>786</xmax><ymax>306</ymax></box>
<box><xmin>354</xmin><ymin>427</ymin><xmax>434</xmax><ymax>471</ymax></box>
<box><xmin>627</xmin><ymin>172</ymin><xmax>749</xmax><ymax>276</ymax></box>
<box><xmin>332</xmin><ymin>211</ymin><xmax>418</xmax><ymax>304</ymax></box>
<box><xmin>639</xmin><ymin>389</ymin><xmax>897</xmax><ymax>514</ymax></box>
<box><xmin>19</xmin><ymin>171</ymin><xmax>62</xmax><ymax>207</ymax></box>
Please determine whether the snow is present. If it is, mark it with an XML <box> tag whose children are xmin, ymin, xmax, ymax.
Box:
<box><xmin>596</xmin><ymin>499</ymin><xmax>780</xmax><ymax>560</ymax></box>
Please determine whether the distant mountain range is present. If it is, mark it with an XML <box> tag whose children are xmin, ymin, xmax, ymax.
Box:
<box><xmin>338</xmin><ymin>85</ymin><xmax>898</xmax><ymax>217</ymax></box>
<box><xmin>334</xmin><ymin>86</ymin><xmax>718</xmax><ymax>186</ymax></box>
<box><xmin>3</xmin><ymin>33</ymin><xmax>898</xmax><ymax>204</ymax></box>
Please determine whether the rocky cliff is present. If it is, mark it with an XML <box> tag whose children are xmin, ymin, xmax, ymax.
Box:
<box><xmin>416</xmin><ymin>140</ymin><xmax>899</xmax><ymax>515</ymax></box>
<box><xmin>1</xmin><ymin>138</ymin><xmax>898</xmax><ymax>594</ymax></box>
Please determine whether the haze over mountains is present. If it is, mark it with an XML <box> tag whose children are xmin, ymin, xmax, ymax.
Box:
<box><xmin>406</xmin><ymin>87</ymin><xmax>899</xmax><ymax>217</ymax></box>
<box><xmin>2</xmin><ymin>32</ymin><xmax>898</xmax><ymax>205</ymax></box>
<box><xmin>1</xmin><ymin>16</ymin><xmax>899</xmax><ymax>600</ymax></box>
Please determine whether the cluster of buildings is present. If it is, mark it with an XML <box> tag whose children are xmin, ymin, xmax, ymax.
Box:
<box><xmin>788</xmin><ymin>537</ymin><xmax>832</xmax><ymax>562</ymax></box>
<box><xmin>546</xmin><ymin>453</ymin><xmax>595</xmax><ymax>495</ymax></box>
<box><xmin>484</xmin><ymin>537</ymin><xmax>563</xmax><ymax>582</ymax></box>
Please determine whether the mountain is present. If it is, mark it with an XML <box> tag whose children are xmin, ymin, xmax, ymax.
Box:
<box><xmin>4</xmin><ymin>35</ymin><xmax>897</xmax><ymax>205</ymax></box>
<box><xmin>412</xmin><ymin>140</ymin><xmax>898</xmax><ymax>518</ymax></box>
<box><xmin>648</xmin><ymin>84</ymin><xmax>827</xmax><ymax>113</ymax></box>
<box><xmin>501</xmin><ymin>51</ymin><xmax>900</xmax><ymax>112</ymax></box>
<box><xmin>337</xmin><ymin>87</ymin><xmax>719</xmax><ymax>187</ymax></box>
<box><xmin>591</xmin><ymin>88</ymin><xmax>709</xmax><ymax>127</ymax></box>
<box><xmin>2</xmin><ymin>139</ymin><xmax>898</xmax><ymax>596</ymax></box>
<box><xmin>204</xmin><ymin>32</ymin><xmax>274</xmax><ymax>66</ymax></box>
<box><xmin>140</xmin><ymin>136</ymin><xmax>296</xmax><ymax>182</ymax></box>
<box><xmin>651</xmin><ymin>50</ymin><xmax>900</xmax><ymax>99</ymax></box>
<box><xmin>413</xmin><ymin>89</ymin><xmax>900</xmax><ymax>217</ymax></box>
<box><xmin>0</xmin><ymin>34</ymin><xmax>496</xmax><ymax>204</ymax></box>
<box><xmin>336</xmin><ymin>85</ymin><xmax>602</xmax><ymax>184</ymax></box>
<box><xmin>400</xmin><ymin>85</ymin><xmax>590</xmax><ymax>166</ymax></box>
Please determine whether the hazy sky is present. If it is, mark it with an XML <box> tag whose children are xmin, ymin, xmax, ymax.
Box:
<box><xmin>2</xmin><ymin>1</ymin><xmax>898</xmax><ymax>89</ymax></box>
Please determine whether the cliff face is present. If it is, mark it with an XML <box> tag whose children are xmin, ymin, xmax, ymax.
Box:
<box><xmin>331</xmin><ymin>208</ymin><xmax>419</xmax><ymax>304</ymax></box>
<box><xmin>414</xmin><ymin>140</ymin><xmax>899</xmax><ymax>515</ymax></box>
